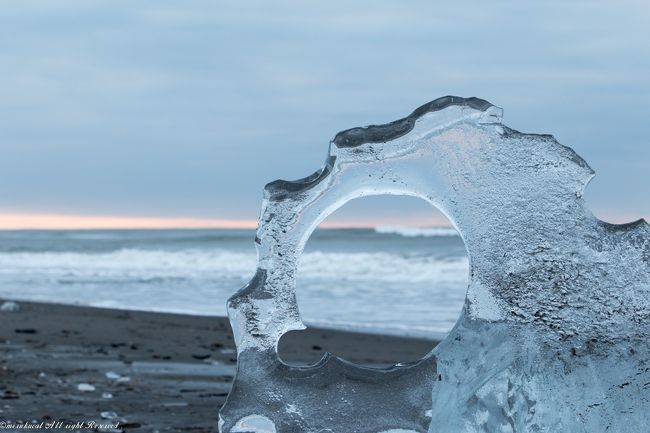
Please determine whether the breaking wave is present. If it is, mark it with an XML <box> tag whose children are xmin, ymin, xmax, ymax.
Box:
<box><xmin>374</xmin><ymin>226</ymin><xmax>459</xmax><ymax>237</ymax></box>
<box><xmin>0</xmin><ymin>248</ymin><xmax>467</xmax><ymax>284</ymax></box>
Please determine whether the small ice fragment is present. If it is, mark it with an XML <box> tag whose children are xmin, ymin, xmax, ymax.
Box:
<box><xmin>101</xmin><ymin>370</ymin><xmax>129</xmax><ymax>383</ymax></box>
<box><xmin>77</xmin><ymin>383</ymin><xmax>95</xmax><ymax>392</ymax></box>
<box><xmin>0</xmin><ymin>302</ymin><xmax>19</xmax><ymax>312</ymax></box>
<box><xmin>38</xmin><ymin>372</ymin><xmax>46</xmax><ymax>378</ymax></box>
<box><xmin>100</xmin><ymin>411</ymin><xmax>119</xmax><ymax>420</ymax></box>
<box><xmin>102</xmin><ymin>392</ymin><xmax>113</xmax><ymax>399</ymax></box>
<box><xmin>231</xmin><ymin>415</ymin><xmax>276</xmax><ymax>433</ymax></box>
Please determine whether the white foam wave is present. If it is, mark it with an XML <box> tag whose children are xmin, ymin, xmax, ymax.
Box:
<box><xmin>374</xmin><ymin>226</ymin><xmax>459</xmax><ymax>237</ymax></box>
<box><xmin>0</xmin><ymin>249</ymin><xmax>256</xmax><ymax>280</ymax></box>
<box><xmin>299</xmin><ymin>251</ymin><xmax>467</xmax><ymax>283</ymax></box>
<box><xmin>303</xmin><ymin>318</ymin><xmax>450</xmax><ymax>339</ymax></box>
<box><xmin>0</xmin><ymin>248</ymin><xmax>468</xmax><ymax>284</ymax></box>
<box><xmin>0</xmin><ymin>248</ymin><xmax>469</xmax><ymax>337</ymax></box>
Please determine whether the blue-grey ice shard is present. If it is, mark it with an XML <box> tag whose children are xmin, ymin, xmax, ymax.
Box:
<box><xmin>219</xmin><ymin>96</ymin><xmax>650</xmax><ymax>433</ymax></box>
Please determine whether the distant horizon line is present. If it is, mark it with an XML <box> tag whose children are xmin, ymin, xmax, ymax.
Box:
<box><xmin>0</xmin><ymin>212</ymin><xmax>454</xmax><ymax>230</ymax></box>
<box><xmin>0</xmin><ymin>211</ymin><xmax>643</xmax><ymax>231</ymax></box>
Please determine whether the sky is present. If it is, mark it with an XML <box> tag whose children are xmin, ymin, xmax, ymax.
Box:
<box><xmin>0</xmin><ymin>0</ymin><xmax>648</xmax><ymax>229</ymax></box>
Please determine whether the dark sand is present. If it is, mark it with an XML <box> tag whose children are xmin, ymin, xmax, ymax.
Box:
<box><xmin>0</xmin><ymin>300</ymin><xmax>438</xmax><ymax>432</ymax></box>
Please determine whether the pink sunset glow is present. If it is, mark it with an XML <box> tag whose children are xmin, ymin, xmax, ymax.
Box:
<box><xmin>0</xmin><ymin>212</ymin><xmax>454</xmax><ymax>230</ymax></box>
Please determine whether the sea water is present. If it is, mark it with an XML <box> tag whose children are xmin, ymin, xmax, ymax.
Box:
<box><xmin>0</xmin><ymin>228</ymin><xmax>467</xmax><ymax>338</ymax></box>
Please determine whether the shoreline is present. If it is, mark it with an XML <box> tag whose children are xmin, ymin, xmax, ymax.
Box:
<box><xmin>0</xmin><ymin>299</ymin><xmax>438</xmax><ymax>432</ymax></box>
<box><xmin>0</xmin><ymin>298</ymin><xmax>447</xmax><ymax>341</ymax></box>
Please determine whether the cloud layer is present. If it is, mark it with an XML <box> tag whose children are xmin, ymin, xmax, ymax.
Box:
<box><xmin>0</xmin><ymin>0</ymin><xmax>648</xmax><ymax>226</ymax></box>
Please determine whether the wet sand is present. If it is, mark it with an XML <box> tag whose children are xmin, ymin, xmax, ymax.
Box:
<box><xmin>0</xmin><ymin>299</ymin><xmax>438</xmax><ymax>432</ymax></box>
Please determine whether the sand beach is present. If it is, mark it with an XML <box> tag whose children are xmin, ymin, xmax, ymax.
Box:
<box><xmin>0</xmin><ymin>299</ymin><xmax>438</xmax><ymax>432</ymax></box>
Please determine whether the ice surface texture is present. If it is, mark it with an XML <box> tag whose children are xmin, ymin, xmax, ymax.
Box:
<box><xmin>219</xmin><ymin>96</ymin><xmax>650</xmax><ymax>433</ymax></box>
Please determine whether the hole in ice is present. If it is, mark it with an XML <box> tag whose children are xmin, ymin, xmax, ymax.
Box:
<box><xmin>278</xmin><ymin>195</ymin><xmax>469</xmax><ymax>367</ymax></box>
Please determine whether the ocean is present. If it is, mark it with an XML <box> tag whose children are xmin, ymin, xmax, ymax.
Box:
<box><xmin>0</xmin><ymin>228</ymin><xmax>468</xmax><ymax>338</ymax></box>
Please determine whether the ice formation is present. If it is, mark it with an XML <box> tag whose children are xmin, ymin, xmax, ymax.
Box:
<box><xmin>219</xmin><ymin>96</ymin><xmax>650</xmax><ymax>433</ymax></box>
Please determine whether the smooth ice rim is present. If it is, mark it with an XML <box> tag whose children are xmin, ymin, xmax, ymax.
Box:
<box><xmin>220</xmin><ymin>96</ymin><xmax>650</xmax><ymax>433</ymax></box>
